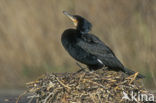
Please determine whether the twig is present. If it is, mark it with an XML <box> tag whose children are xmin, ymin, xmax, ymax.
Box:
<box><xmin>55</xmin><ymin>76</ymin><xmax>71</xmax><ymax>90</ymax></box>
<box><xmin>43</xmin><ymin>92</ymin><xmax>53</xmax><ymax>103</ymax></box>
<box><xmin>83</xmin><ymin>78</ymin><xmax>106</xmax><ymax>89</ymax></box>
<box><xmin>89</xmin><ymin>93</ymin><xmax>97</xmax><ymax>103</ymax></box>
<box><xmin>129</xmin><ymin>72</ymin><xmax>138</xmax><ymax>84</ymax></box>
<box><xmin>16</xmin><ymin>91</ymin><xmax>27</xmax><ymax>103</ymax></box>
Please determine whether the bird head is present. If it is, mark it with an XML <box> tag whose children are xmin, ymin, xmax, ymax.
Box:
<box><xmin>63</xmin><ymin>11</ymin><xmax>92</xmax><ymax>34</ymax></box>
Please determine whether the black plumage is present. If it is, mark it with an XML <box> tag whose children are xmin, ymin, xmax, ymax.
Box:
<box><xmin>61</xmin><ymin>11</ymin><xmax>144</xmax><ymax>78</ymax></box>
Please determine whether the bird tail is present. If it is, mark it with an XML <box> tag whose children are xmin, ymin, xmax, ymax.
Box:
<box><xmin>124</xmin><ymin>67</ymin><xmax>145</xmax><ymax>79</ymax></box>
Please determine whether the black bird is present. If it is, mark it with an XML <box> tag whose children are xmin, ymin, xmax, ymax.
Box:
<box><xmin>61</xmin><ymin>11</ymin><xmax>144</xmax><ymax>78</ymax></box>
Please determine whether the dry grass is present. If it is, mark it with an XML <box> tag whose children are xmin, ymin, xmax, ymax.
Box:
<box><xmin>0</xmin><ymin>0</ymin><xmax>155</xmax><ymax>89</ymax></box>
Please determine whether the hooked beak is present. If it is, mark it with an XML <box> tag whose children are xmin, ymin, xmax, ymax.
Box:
<box><xmin>63</xmin><ymin>11</ymin><xmax>78</xmax><ymax>26</ymax></box>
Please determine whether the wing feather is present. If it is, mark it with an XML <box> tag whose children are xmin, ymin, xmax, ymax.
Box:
<box><xmin>77</xmin><ymin>34</ymin><xmax>115</xmax><ymax>56</ymax></box>
<box><xmin>76</xmin><ymin>33</ymin><xmax>124</xmax><ymax>70</ymax></box>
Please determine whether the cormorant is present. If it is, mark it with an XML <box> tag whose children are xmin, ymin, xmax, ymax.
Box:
<box><xmin>61</xmin><ymin>11</ymin><xmax>144</xmax><ymax>78</ymax></box>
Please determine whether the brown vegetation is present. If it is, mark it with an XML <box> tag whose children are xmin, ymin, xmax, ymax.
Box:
<box><xmin>0</xmin><ymin>0</ymin><xmax>155</xmax><ymax>89</ymax></box>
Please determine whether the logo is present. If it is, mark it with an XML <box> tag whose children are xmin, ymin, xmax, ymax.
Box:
<box><xmin>122</xmin><ymin>91</ymin><xmax>155</xmax><ymax>102</ymax></box>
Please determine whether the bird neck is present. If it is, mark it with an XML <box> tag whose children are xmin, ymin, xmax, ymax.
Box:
<box><xmin>76</xmin><ymin>19</ymin><xmax>92</xmax><ymax>34</ymax></box>
<box><xmin>76</xmin><ymin>29</ymin><xmax>89</xmax><ymax>34</ymax></box>
<box><xmin>76</xmin><ymin>25</ymin><xmax>91</xmax><ymax>34</ymax></box>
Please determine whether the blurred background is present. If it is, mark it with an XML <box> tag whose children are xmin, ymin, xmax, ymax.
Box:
<box><xmin>0</xmin><ymin>0</ymin><xmax>155</xmax><ymax>92</ymax></box>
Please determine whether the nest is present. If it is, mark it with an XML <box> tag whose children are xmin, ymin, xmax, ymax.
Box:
<box><xmin>21</xmin><ymin>68</ymin><xmax>155</xmax><ymax>103</ymax></box>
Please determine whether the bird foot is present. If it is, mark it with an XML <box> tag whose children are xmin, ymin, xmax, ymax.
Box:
<box><xmin>103</xmin><ymin>66</ymin><xmax>109</xmax><ymax>71</ymax></box>
<box><xmin>75</xmin><ymin>63</ymin><xmax>87</xmax><ymax>74</ymax></box>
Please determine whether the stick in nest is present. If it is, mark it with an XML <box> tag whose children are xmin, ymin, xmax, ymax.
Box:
<box><xmin>16</xmin><ymin>91</ymin><xmax>27</xmax><ymax>103</ymax></box>
<box><xmin>55</xmin><ymin>76</ymin><xmax>71</xmax><ymax>91</ymax></box>
<box><xmin>129</xmin><ymin>72</ymin><xmax>138</xmax><ymax>84</ymax></box>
